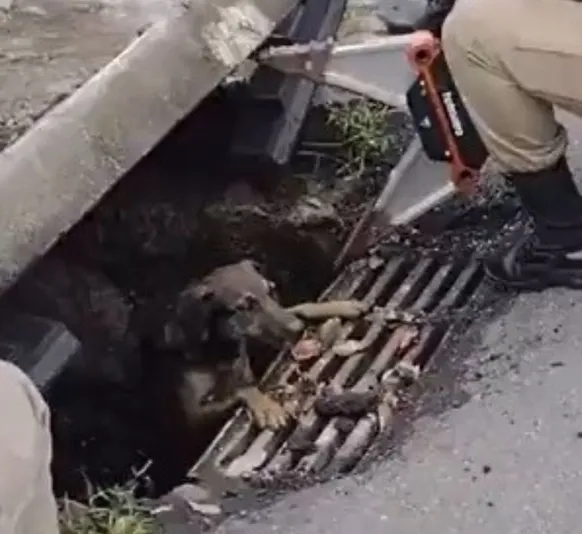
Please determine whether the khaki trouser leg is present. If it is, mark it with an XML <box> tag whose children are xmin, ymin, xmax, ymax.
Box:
<box><xmin>0</xmin><ymin>360</ymin><xmax>59</xmax><ymax>534</ymax></box>
<box><xmin>441</xmin><ymin>0</ymin><xmax>582</xmax><ymax>173</ymax></box>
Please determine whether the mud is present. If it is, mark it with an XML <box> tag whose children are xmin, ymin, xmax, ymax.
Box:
<box><xmin>368</xmin><ymin>175</ymin><xmax>523</xmax><ymax>264</ymax></box>
<box><xmin>313</xmin><ymin>386</ymin><xmax>380</xmax><ymax>418</ymax></box>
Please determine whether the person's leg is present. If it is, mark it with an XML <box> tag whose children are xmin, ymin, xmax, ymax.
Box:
<box><xmin>441</xmin><ymin>0</ymin><xmax>582</xmax><ymax>289</ymax></box>
<box><xmin>0</xmin><ymin>360</ymin><xmax>59</xmax><ymax>534</ymax></box>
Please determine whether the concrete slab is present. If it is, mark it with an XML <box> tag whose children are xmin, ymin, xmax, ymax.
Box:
<box><xmin>0</xmin><ymin>0</ymin><xmax>298</xmax><ymax>291</ymax></box>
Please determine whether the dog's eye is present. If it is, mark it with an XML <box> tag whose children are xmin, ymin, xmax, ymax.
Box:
<box><xmin>235</xmin><ymin>292</ymin><xmax>258</xmax><ymax>310</ymax></box>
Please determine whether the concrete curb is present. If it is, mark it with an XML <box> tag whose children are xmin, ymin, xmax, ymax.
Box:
<box><xmin>0</xmin><ymin>0</ymin><xmax>297</xmax><ymax>290</ymax></box>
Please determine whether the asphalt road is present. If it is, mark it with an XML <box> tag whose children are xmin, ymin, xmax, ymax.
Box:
<box><xmin>213</xmin><ymin>114</ymin><xmax>582</xmax><ymax>533</ymax></box>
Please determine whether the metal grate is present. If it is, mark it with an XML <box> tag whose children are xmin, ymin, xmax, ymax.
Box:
<box><xmin>192</xmin><ymin>251</ymin><xmax>484</xmax><ymax>481</ymax></box>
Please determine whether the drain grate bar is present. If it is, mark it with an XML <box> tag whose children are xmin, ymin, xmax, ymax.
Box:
<box><xmin>435</xmin><ymin>261</ymin><xmax>482</xmax><ymax>312</ymax></box>
<box><xmin>192</xmin><ymin>252</ymin><xmax>485</xmax><ymax>482</ymax></box>
<box><xmin>293</xmin><ymin>325</ymin><xmax>432</xmax><ymax>475</ymax></box>
<box><xmin>410</xmin><ymin>261</ymin><xmax>459</xmax><ymax>313</ymax></box>
<box><xmin>383</xmin><ymin>256</ymin><xmax>438</xmax><ymax>309</ymax></box>
<box><xmin>323</xmin><ymin>260</ymin><xmax>373</xmax><ymax>301</ymax></box>
<box><xmin>326</xmin><ymin>326</ymin><xmax>444</xmax><ymax>475</ymax></box>
<box><xmin>361</xmin><ymin>255</ymin><xmax>409</xmax><ymax>305</ymax></box>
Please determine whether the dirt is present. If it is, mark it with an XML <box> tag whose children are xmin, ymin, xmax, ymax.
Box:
<box><xmin>354</xmin><ymin>158</ymin><xmax>524</xmax><ymax>265</ymax></box>
<box><xmin>373</xmin><ymin>192</ymin><xmax>522</xmax><ymax>261</ymax></box>
<box><xmin>0</xmin><ymin>0</ymin><xmax>178</xmax><ymax>150</ymax></box>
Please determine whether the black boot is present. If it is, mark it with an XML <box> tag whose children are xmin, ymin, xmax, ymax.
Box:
<box><xmin>485</xmin><ymin>156</ymin><xmax>582</xmax><ymax>290</ymax></box>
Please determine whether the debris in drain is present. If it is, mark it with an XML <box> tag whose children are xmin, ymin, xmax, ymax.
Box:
<box><xmin>380</xmin><ymin>327</ymin><xmax>424</xmax><ymax>387</ymax></box>
<box><xmin>292</xmin><ymin>335</ymin><xmax>323</xmax><ymax>362</ymax></box>
<box><xmin>368</xmin><ymin>306</ymin><xmax>422</xmax><ymax>325</ymax></box>
<box><xmin>152</xmin><ymin>482</ymin><xmax>223</xmax><ymax>532</ymax></box>
<box><xmin>288</xmin><ymin>425</ymin><xmax>318</xmax><ymax>455</ymax></box>
<box><xmin>291</xmin><ymin>316</ymin><xmax>345</xmax><ymax>362</ymax></box>
<box><xmin>331</xmin><ymin>338</ymin><xmax>372</xmax><ymax>358</ymax></box>
<box><xmin>393</xmin><ymin>359</ymin><xmax>421</xmax><ymax>385</ymax></box>
<box><xmin>168</xmin><ymin>484</ymin><xmax>222</xmax><ymax>516</ymax></box>
<box><xmin>268</xmin><ymin>374</ymin><xmax>320</xmax><ymax>415</ymax></box>
<box><xmin>313</xmin><ymin>383</ymin><xmax>381</xmax><ymax>418</ymax></box>
<box><xmin>367</xmin><ymin>253</ymin><xmax>385</xmax><ymax>271</ymax></box>
<box><xmin>331</xmin><ymin>323</ymin><xmax>419</xmax><ymax>359</ymax></box>
<box><xmin>397</xmin><ymin>325</ymin><xmax>420</xmax><ymax>351</ymax></box>
<box><xmin>335</xmin><ymin>417</ymin><xmax>357</xmax><ymax>433</ymax></box>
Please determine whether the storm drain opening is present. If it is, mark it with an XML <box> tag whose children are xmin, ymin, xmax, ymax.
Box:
<box><xmin>1</xmin><ymin>91</ymin><xmax>413</xmax><ymax>503</ymax></box>
<box><xmin>191</xmin><ymin>251</ymin><xmax>485</xmax><ymax>484</ymax></box>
